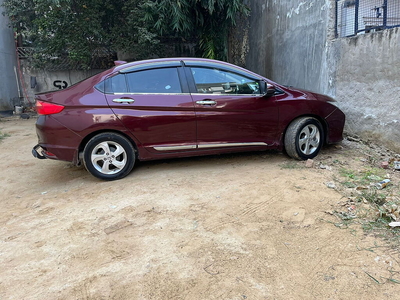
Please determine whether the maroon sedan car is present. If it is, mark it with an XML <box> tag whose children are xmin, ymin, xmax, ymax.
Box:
<box><xmin>32</xmin><ymin>58</ymin><xmax>345</xmax><ymax>180</ymax></box>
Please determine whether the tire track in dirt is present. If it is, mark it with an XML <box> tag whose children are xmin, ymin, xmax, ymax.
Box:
<box><xmin>204</xmin><ymin>191</ymin><xmax>283</xmax><ymax>232</ymax></box>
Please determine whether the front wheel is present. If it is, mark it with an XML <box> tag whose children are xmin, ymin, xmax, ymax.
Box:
<box><xmin>83</xmin><ymin>133</ymin><xmax>135</xmax><ymax>180</ymax></box>
<box><xmin>284</xmin><ymin>117</ymin><xmax>324</xmax><ymax>160</ymax></box>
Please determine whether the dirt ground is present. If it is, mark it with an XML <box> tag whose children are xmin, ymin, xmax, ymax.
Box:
<box><xmin>1</xmin><ymin>116</ymin><xmax>400</xmax><ymax>300</ymax></box>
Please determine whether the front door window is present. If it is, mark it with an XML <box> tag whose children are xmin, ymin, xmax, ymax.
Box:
<box><xmin>191</xmin><ymin>67</ymin><xmax>261</xmax><ymax>95</ymax></box>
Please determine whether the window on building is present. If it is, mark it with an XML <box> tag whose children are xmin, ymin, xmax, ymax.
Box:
<box><xmin>336</xmin><ymin>0</ymin><xmax>400</xmax><ymax>37</ymax></box>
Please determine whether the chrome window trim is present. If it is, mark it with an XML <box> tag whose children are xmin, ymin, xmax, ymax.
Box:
<box><xmin>112</xmin><ymin>93</ymin><xmax>191</xmax><ymax>96</ymax></box>
<box><xmin>191</xmin><ymin>93</ymin><xmax>262</xmax><ymax>97</ymax></box>
<box><xmin>120</xmin><ymin>61</ymin><xmax>182</xmax><ymax>73</ymax></box>
<box><xmin>111</xmin><ymin>93</ymin><xmax>262</xmax><ymax>96</ymax></box>
<box><xmin>183</xmin><ymin>61</ymin><xmax>262</xmax><ymax>80</ymax></box>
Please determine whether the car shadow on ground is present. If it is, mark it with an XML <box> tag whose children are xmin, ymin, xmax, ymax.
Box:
<box><xmin>133</xmin><ymin>149</ymin><xmax>283</xmax><ymax>174</ymax></box>
<box><xmin>40</xmin><ymin>145</ymin><xmax>340</xmax><ymax>182</ymax></box>
<box><xmin>132</xmin><ymin>143</ymin><xmax>342</xmax><ymax>175</ymax></box>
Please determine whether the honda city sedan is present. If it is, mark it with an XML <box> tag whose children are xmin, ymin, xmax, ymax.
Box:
<box><xmin>32</xmin><ymin>58</ymin><xmax>345</xmax><ymax>180</ymax></box>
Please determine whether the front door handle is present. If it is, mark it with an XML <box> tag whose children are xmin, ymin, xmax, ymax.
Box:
<box><xmin>196</xmin><ymin>100</ymin><xmax>216</xmax><ymax>105</ymax></box>
<box><xmin>113</xmin><ymin>98</ymin><xmax>135</xmax><ymax>104</ymax></box>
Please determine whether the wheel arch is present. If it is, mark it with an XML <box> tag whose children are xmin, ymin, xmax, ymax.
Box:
<box><xmin>282</xmin><ymin>114</ymin><xmax>328</xmax><ymax>148</ymax></box>
<box><xmin>77</xmin><ymin>129</ymin><xmax>139</xmax><ymax>164</ymax></box>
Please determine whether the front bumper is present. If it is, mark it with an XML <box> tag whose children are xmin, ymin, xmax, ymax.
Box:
<box><xmin>325</xmin><ymin>108</ymin><xmax>346</xmax><ymax>144</ymax></box>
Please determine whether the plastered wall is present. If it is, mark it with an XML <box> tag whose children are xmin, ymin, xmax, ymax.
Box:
<box><xmin>333</xmin><ymin>27</ymin><xmax>400</xmax><ymax>151</ymax></box>
<box><xmin>243</xmin><ymin>0</ymin><xmax>333</xmax><ymax>95</ymax></box>
<box><xmin>21</xmin><ymin>64</ymin><xmax>103</xmax><ymax>105</ymax></box>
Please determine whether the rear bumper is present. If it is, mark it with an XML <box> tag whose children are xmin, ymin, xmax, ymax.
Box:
<box><xmin>32</xmin><ymin>142</ymin><xmax>79</xmax><ymax>163</ymax></box>
<box><xmin>35</xmin><ymin>115</ymin><xmax>82</xmax><ymax>163</ymax></box>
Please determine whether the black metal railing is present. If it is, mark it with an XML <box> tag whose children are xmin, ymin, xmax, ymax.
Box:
<box><xmin>17</xmin><ymin>47</ymin><xmax>35</xmax><ymax>59</ymax></box>
<box><xmin>336</xmin><ymin>0</ymin><xmax>400</xmax><ymax>37</ymax></box>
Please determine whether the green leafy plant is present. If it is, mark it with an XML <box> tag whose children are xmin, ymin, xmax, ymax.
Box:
<box><xmin>142</xmin><ymin>0</ymin><xmax>249</xmax><ymax>59</ymax></box>
<box><xmin>339</xmin><ymin>168</ymin><xmax>355</xmax><ymax>179</ymax></box>
<box><xmin>2</xmin><ymin>0</ymin><xmax>249</xmax><ymax>67</ymax></box>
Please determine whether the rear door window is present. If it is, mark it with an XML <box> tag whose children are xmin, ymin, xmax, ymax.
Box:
<box><xmin>103</xmin><ymin>74</ymin><xmax>128</xmax><ymax>94</ymax></box>
<box><xmin>125</xmin><ymin>68</ymin><xmax>182</xmax><ymax>94</ymax></box>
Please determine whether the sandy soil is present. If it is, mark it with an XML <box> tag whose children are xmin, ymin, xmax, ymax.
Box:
<box><xmin>1</xmin><ymin>116</ymin><xmax>399</xmax><ymax>299</ymax></box>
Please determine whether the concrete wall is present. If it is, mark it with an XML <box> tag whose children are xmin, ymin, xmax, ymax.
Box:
<box><xmin>0</xmin><ymin>0</ymin><xmax>19</xmax><ymax>112</ymax></box>
<box><xmin>333</xmin><ymin>27</ymin><xmax>400</xmax><ymax>151</ymax></box>
<box><xmin>243</xmin><ymin>0</ymin><xmax>333</xmax><ymax>95</ymax></box>
<box><xmin>21</xmin><ymin>63</ymin><xmax>104</xmax><ymax>103</ymax></box>
<box><xmin>236</xmin><ymin>0</ymin><xmax>400</xmax><ymax>151</ymax></box>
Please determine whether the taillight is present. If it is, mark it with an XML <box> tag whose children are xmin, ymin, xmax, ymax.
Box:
<box><xmin>36</xmin><ymin>100</ymin><xmax>64</xmax><ymax>115</ymax></box>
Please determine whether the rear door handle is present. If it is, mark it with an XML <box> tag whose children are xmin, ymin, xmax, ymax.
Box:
<box><xmin>196</xmin><ymin>100</ymin><xmax>216</xmax><ymax>105</ymax></box>
<box><xmin>113</xmin><ymin>98</ymin><xmax>135</xmax><ymax>104</ymax></box>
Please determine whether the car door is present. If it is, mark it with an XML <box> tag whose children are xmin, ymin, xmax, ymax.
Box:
<box><xmin>185</xmin><ymin>65</ymin><xmax>280</xmax><ymax>149</ymax></box>
<box><xmin>104</xmin><ymin>65</ymin><xmax>197</xmax><ymax>154</ymax></box>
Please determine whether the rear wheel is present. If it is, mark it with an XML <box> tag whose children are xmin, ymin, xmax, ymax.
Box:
<box><xmin>83</xmin><ymin>133</ymin><xmax>135</xmax><ymax>180</ymax></box>
<box><xmin>284</xmin><ymin>117</ymin><xmax>324</xmax><ymax>160</ymax></box>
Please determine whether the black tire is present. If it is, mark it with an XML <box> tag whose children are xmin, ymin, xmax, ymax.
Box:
<box><xmin>83</xmin><ymin>132</ymin><xmax>135</xmax><ymax>180</ymax></box>
<box><xmin>284</xmin><ymin>117</ymin><xmax>324</xmax><ymax>160</ymax></box>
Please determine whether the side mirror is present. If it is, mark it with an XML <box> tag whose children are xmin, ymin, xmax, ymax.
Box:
<box><xmin>259</xmin><ymin>81</ymin><xmax>275</xmax><ymax>97</ymax></box>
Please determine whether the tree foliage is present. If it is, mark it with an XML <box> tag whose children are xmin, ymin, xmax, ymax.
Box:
<box><xmin>2</xmin><ymin>0</ymin><xmax>248</xmax><ymax>68</ymax></box>
<box><xmin>143</xmin><ymin>0</ymin><xmax>249</xmax><ymax>60</ymax></box>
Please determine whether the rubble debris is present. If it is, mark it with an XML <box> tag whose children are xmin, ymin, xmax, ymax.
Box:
<box><xmin>375</xmin><ymin>179</ymin><xmax>390</xmax><ymax>190</ymax></box>
<box><xmin>355</xmin><ymin>186</ymin><xmax>368</xmax><ymax>191</ymax></box>
<box><xmin>326</xmin><ymin>182</ymin><xmax>336</xmax><ymax>189</ymax></box>
<box><xmin>347</xmin><ymin>136</ymin><xmax>361</xmax><ymax>142</ymax></box>
<box><xmin>319</xmin><ymin>164</ymin><xmax>332</xmax><ymax>170</ymax></box>
<box><xmin>367</xmin><ymin>175</ymin><xmax>381</xmax><ymax>181</ymax></box>
<box><xmin>305</xmin><ymin>159</ymin><xmax>314</xmax><ymax>168</ymax></box>
<box><xmin>380</xmin><ymin>161</ymin><xmax>389</xmax><ymax>169</ymax></box>
<box><xmin>383</xmin><ymin>203</ymin><xmax>400</xmax><ymax>221</ymax></box>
